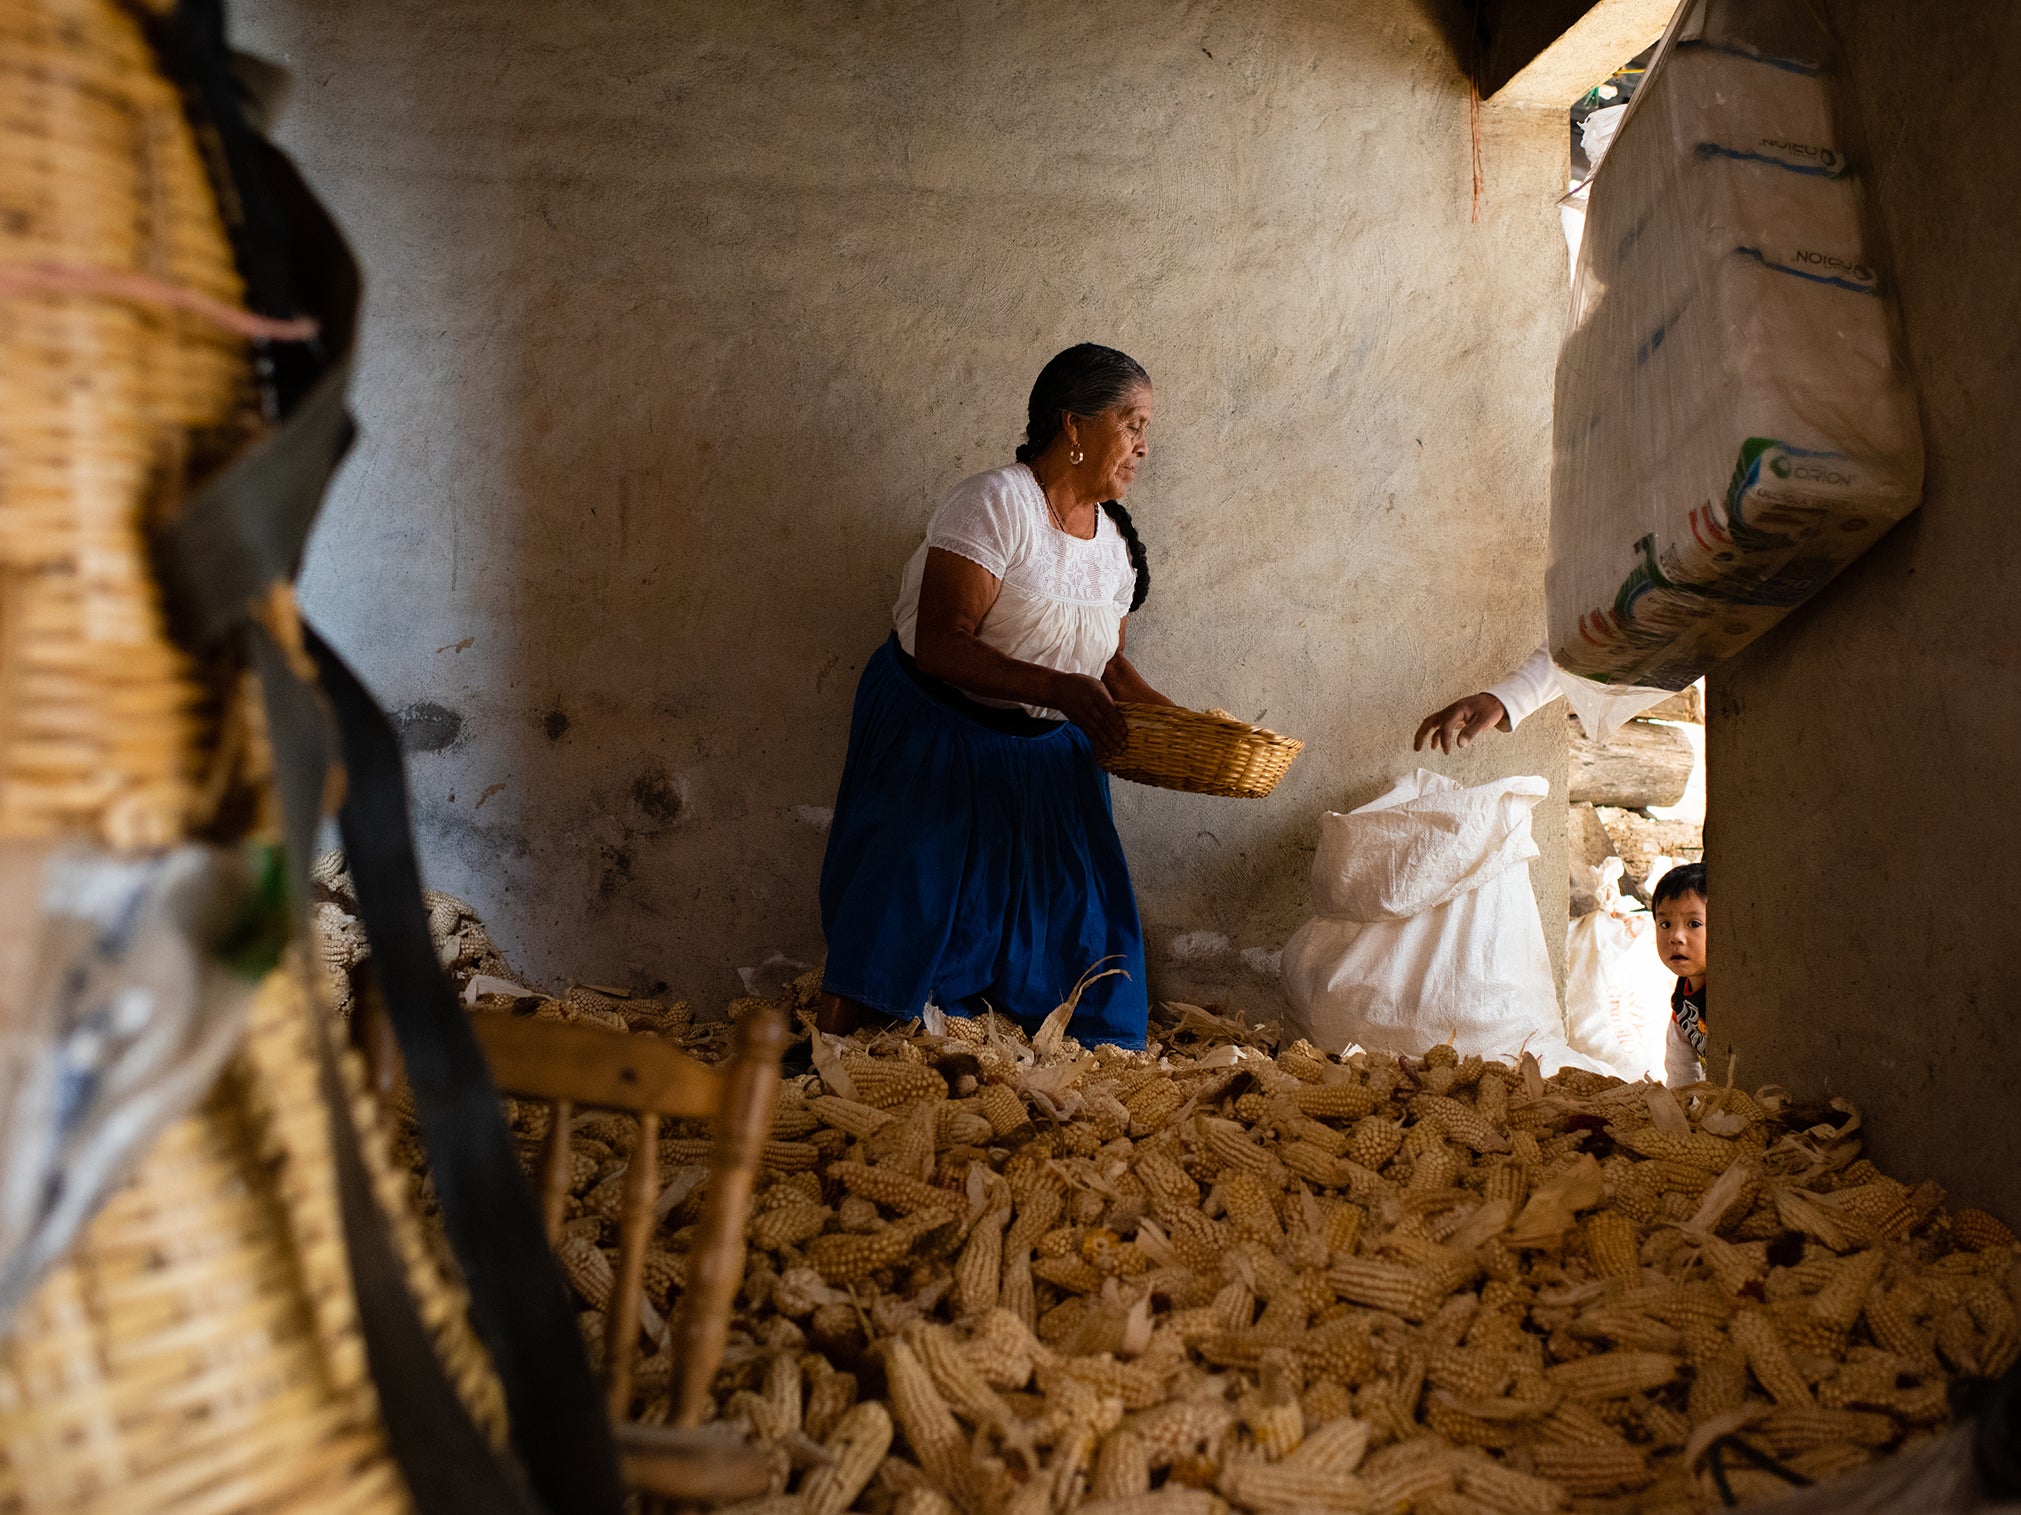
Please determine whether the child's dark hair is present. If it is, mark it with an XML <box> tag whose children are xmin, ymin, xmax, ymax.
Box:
<box><xmin>1652</xmin><ymin>862</ymin><xmax>1706</xmax><ymax>908</ymax></box>
<box><xmin>1014</xmin><ymin>343</ymin><xmax>1151</xmax><ymax>611</ymax></box>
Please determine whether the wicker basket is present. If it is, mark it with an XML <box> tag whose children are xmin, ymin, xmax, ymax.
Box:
<box><xmin>0</xmin><ymin>3</ymin><xmax>504</xmax><ymax>1509</ymax></box>
<box><xmin>1101</xmin><ymin>703</ymin><xmax>1304</xmax><ymax>798</ymax></box>
<box><xmin>0</xmin><ymin>0</ymin><xmax>264</xmax><ymax>851</ymax></box>
<box><xmin>0</xmin><ymin>969</ymin><xmax>507</xmax><ymax>1514</ymax></box>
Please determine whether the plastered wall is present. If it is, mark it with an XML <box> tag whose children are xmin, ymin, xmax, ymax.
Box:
<box><xmin>239</xmin><ymin>0</ymin><xmax>1574</xmax><ymax>1013</ymax></box>
<box><xmin>1710</xmin><ymin>5</ymin><xmax>2021</xmax><ymax>1216</ymax></box>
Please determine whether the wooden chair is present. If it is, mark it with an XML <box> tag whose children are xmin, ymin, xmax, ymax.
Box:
<box><xmin>470</xmin><ymin>1006</ymin><xmax>788</xmax><ymax>1504</ymax></box>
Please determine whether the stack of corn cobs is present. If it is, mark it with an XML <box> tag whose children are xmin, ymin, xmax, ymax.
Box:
<box><xmin>336</xmin><ymin>884</ymin><xmax>2020</xmax><ymax>1515</ymax></box>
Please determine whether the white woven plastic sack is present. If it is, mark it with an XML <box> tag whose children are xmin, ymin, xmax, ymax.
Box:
<box><xmin>1281</xmin><ymin>771</ymin><xmax>1604</xmax><ymax>1072</ymax></box>
<box><xmin>1547</xmin><ymin>0</ymin><xmax>1922</xmax><ymax>689</ymax></box>
<box><xmin>1562</xmin><ymin>859</ymin><xmax>1675</xmax><ymax>1081</ymax></box>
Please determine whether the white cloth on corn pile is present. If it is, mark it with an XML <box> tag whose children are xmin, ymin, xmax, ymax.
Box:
<box><xmin>1487</xmin><ymin>643</ymin><xmax>1676</xmax><ymax>743</ymax></box>
<box><xmin>1282</xmin><ymin>769</ymin><xmax>1609</xmax><ymax>1073</ymax></box>
<box><xmin>890</xmin><ymin>463</ymin><xmax>1136</xmax><ymax>720</ymax></box>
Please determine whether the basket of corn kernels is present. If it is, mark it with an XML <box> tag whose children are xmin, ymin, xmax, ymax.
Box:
<box><xmin>338</xmin><ymin>890</ymin><xmax>2019</xmax><ymax>1515</ymax></box>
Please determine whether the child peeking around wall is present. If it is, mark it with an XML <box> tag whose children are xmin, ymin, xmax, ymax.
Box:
<box><xmin>1654</xmin><ymin>862</ymin><xmax>1708</xmax><ymax>1086</ymax></box>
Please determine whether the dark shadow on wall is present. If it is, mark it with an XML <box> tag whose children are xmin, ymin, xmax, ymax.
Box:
<box><xmin>1404</xmin><ymin>0</ymin><xmax>1488</xmax><ymax>79</ymax></box>
<box><xmin>1403</xmin><ymin>0</ymin><xmax>1622</xmax><ymax>97</ymax></box>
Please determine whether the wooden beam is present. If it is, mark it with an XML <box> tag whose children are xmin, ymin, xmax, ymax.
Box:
<box><xmin>1489</xmin><ymin>0</ymin><xmax>1674</xmax><ymax>109</ymax></box>
<box><xmin>1567</xmin><ymin>711</ymin><xmax>1694</xmax><ymax>809</ymax></box>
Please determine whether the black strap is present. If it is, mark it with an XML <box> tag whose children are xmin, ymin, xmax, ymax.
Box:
<box><xmin>148</xmin><ymin>0</ymin><xmax>325</xmax><ymax>409</ymax></box>
<box><xmin>143</xmin><ymin>26</ymin><xmax>624</xmax><ymax>1515</ymax></box>
<box><xmin>1706</xmin><ymin>1434</ymin><xmax>1813</xmax><ymax>1506</ymax></box>
<box><xmin>309</xmin><ymin>628</ymin><xmax>627</xmax><ymax>1515</ymax></box>
<box><xmin>252</xmin><ymin>634</ymin><xmax>555</xmax><ymax>1515</ymax></box>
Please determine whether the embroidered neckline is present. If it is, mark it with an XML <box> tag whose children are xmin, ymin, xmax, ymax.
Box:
<box><xmin>1018</xmin><ymin>463</ymin><xmax>1108</xmax><ymax>546</ymax></box>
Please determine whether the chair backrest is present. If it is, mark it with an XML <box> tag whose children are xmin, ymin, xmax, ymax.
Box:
<box><xmin>471</xmin><ymin>1007</ymin><xmax>787</xmax><ymax>1424</ymax></box>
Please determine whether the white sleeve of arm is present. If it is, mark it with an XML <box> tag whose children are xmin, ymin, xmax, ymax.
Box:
<box><xmin>1484</xmin><ymin>644</ymin><xmax>1562</xmax><ymax>730</ymax></box>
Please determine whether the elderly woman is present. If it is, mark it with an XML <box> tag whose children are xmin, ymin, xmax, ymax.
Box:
<box><xmin>815</xmin><ymin>344</ymin><xmax>1172</xmax><ymax>1048</ymax></box>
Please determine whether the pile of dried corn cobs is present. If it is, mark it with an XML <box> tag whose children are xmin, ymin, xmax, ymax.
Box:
<box><xmin>318</xmin><ymin>871</ymin><xmax>2020</xmax><ymax>1515</ymax></box>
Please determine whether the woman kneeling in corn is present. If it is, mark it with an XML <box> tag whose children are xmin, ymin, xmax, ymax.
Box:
<box><xmin>814</xmin><ymin>343</ymin><xmax>1176</xmax><ymax>1049</ymax></box>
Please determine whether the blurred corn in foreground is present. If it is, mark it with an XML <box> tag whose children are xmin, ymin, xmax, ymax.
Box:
<box><xmin>334</xmin><ymin>869</ymin><xmax>2021</xmax><ymax>1515</ymax></box>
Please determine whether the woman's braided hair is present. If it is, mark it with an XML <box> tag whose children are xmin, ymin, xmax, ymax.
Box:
<box><xmin>1014</xmin><ymin>343</ymin><xmax>1151</xmax><ymax>612</ymax></box>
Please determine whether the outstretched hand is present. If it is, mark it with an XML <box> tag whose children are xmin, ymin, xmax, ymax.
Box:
<box><xmin>1052</xmin><ymin>672</ymin><xmax>1129</xmax><ymax>757</ymax></box>
<box><xmin>1414</xmin><ymin>692</ymin><xmax>1508</xmax><ymax>753</ymax></box>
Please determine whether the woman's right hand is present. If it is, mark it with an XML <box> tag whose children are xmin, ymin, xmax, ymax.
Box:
<box><xmin>1050</xmin><ymin>672</ymin><xmax>1129</xmax><ymax>756</ymax></box>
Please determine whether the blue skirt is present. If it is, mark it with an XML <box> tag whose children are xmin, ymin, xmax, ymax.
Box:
<box><xmin>819</xmin><ymin>637</ymin><xmax>1149</xmax><ymax>1049</ymax></box>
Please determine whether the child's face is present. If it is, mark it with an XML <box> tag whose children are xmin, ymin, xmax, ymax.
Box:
<box><xmin>1654</xmin><ymin>890</ymin><xmax>1707</xmax><ymax>983</ymax></box>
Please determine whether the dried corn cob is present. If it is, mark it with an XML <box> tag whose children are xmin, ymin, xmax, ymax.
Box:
<box><xmin>1165</xmin><ymin>1208</ymin><xmax>1227</xmax><ymax>1275</ymax></box>
<box><xmin>831</xmin><ymin>1160</ymin><xmax>960</xmax><ymax>1218</ymax></box>
<box><xmin>1196</xmin><ymin>1117</ymin><xmax>1279</xmax><ymax>1177</ymax></box>
<box><xmin>1530</xmin><ymin>1440</ymin><xmax>1650</xmax><ymax>1494</ymax></box>
<box><xmin>1732</xmin><ymin>1306</ymin><xmax>1816</xmax><ymax>1408</ymax></box>
<box><xmin>1130</xmin><ymin>1396</ymin><xmax>1236</xmax><ymax>1468</ymax></box>
<box><xmin>1090</xmin><ymin>1427</ymin><xmax>1152</xmax><ymax>1501</ymax></box>
<box><xmin>749</xmin><ymin>1202</ymin><xmax>832</xmax><ymax>1252</ymax></box>
<box><xmin>852</xmin><ymin>1062</ymin><xmax>949</xmax><ymax>1109</ymax></box>
<box><xmin>1345</xmin><ymin>1116</ymin><xmax>1405</xmax><ymax>1170</ymax></box>
<box><xmin>807</xmin><ymin>1214</ymin><xmax>944</xmax><ymax>1283</ymax></box>
<box><xmin>1328</xmin><ymin>1257</ymin><xmax>1457</xmax><ymax>1323</ymax></box>
<box><xmin>1040</xmin><ymin>1352</ymin><xmax>1175</xmax><ymax>1411</ymax></box>
<box><xmin>1361</xmin><ymin>1441</ymin><xmax>1456</xmax><ymax>1508</ymax></box>
<box><xmin>808</xmin><ymin>1095</ymin><xmax>895</xmax><ymax>1139</ymax></box>
<box><xmin>882</xmin><ymin>1334</ymin><xmax>969</xmax><ymax>1494</ymax></box>
<box><xmin>558</xmin><ymin>1234</ymin><xmax>614</xmax><ymax>1311</ymax></box>
<box><xmin>1237</xmin><ymin>1351</ymin><xmax>1305</xmax><ymax>1460</ymax></box>
<box><xmin>1545</xmin><ymin>1350</ymin><xmax>1678</xmax><ymax>1401</ymax></box>
<box><xmin>1583</xmin><ymin>1211</ymin><xmax>1641</xmax><ymax>1281</ymax></box>
<box><xmin>999</xmin><ymin>1244</ymin><xmax>1037</xmax><ymax>1329</ymax></box>
<box><xmin>1613</xmin><ymin>1127</ymin><xmax>1738</xmax><ymax>1170</ymax></box>
<box><xmin>1809</xmin><ymin>1247</ymin><xmax>1887</xmax><ymax>1332</ymax></box>
<box><xmin>1951</xmin><ymin>1206</ymin><xmax>2019</xmax><ymax>1251</ymax></box>
<box><xmin>1220</xmin><ymin>1172</ymin><xmax>1285</xmax><ymax>1249</ymax></box>
<box><xmin>1758</xmin><ymin>1403</ymin><xmax>1897</xmax><ymax>1455</ymax></box>
<box><xmin>956</xmin><ymin>1205</ymin><xmax>1008</xmax><ymax>1317</ymax></box>
<box><xmin>912</xmin><ymin>1321</ymin><xmax>1017</xmax><ymax>1430</ymax></box>
<box><xmin>1218</xmin><ymin>1456</ymin><xmax>1365</xmax><ymax>1512</ymax></box>
<box><xmin>1125</xmin><ymin>1079</ymin><xmax>1185</xmax><ymax>1136</ymax></box>
<box><xmin>802</xmin><ymin>1355</ymin><xmax>858</xmax><ymax>1442</ymax></box>
<box><xmin>1280</xmin><ymin>1140</ymin><xmax>1358</xmax><ymax>1191</ymax></box>
<box><xmin>1005</xmin><ymin>1178</ymin><xmax>1066</xmax><ymax>1253</ymax></box>
<box><xmin>1414</xmin><ymin>1095</ymin><xmax>1511</xmax><ymax>1155</ymax></box>
<box><xmin>799</xmin><ymin>1399</ymin><xmax>893</xmax><ymax>1515</ymax></box>
<box><xmin>1293</xmin><ymin>1083</ymin><xmax>1378</xmax><ymax>1122</ymax></box>
<box><xmin>1033</xmin><ymin>1254</ymin><xmax>1105</xmax><ymax>1294</ymax></box>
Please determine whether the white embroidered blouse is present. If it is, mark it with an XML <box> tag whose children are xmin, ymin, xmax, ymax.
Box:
<box><xmin>892</xmin><ymin>464</ymin><xmax>1136</xmax><ymax>719</ymax></box>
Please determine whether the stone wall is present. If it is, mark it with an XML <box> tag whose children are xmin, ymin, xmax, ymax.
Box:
<box><xmin>1710</xmin><ymin>4</ymin><xmax>2021</xmax><ymax>1216</ymax></box>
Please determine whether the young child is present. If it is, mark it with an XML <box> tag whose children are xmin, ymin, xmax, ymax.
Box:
<box><xmin>1652</xmin><ymin>863</ymin><xmax>1708</xmax><ymax>1085</ymax></box>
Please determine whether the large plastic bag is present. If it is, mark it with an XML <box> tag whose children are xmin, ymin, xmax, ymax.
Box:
<box><xmin>1562</xmin><ymin>859</ymin><xmax>1675</xmax><ymax>1080</ymax></box>
<box><xmin>1281</xmin><ymin>771</ymin><xmax>1603</xmax><ymax>1071</ymax></box>
<box><xmin>0</xmin><ymin>842</ymin><xmax>261</xmax><ymax>1329</ymax></box>
<box><xmin>1546</xmin><ymin>0</ymin><xmax>1922</xmax><ymax>689</ymax></box>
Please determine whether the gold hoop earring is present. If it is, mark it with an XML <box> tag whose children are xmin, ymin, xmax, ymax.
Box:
<box><xmin>1069</xmin><ymin>448</ymin><xmax>1084</xmax><ymax>465</ymax></box>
